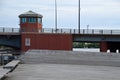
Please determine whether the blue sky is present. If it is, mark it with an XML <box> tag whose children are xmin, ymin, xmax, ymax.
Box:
<box><xmin>0</xmin><ymin>0</ymin><xmax>120</xmax><ymax>29</ymax></box>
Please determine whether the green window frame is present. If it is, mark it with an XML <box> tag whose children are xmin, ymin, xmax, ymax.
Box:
<box><xmin>21</xmin><ymin>18</ymin><xmax>26</xmax><ymax>23</ymax></box>
<box><xmin>28</xmin><ymin>17</ymin><xmax>36</xmax><ymax>23</ymax></box>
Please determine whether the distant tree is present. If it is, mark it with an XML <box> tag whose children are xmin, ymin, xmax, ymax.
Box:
<box><xmin>73</xmin><ymin>42</ymin><xmax>99</xmax><ymax>48</ymax></box>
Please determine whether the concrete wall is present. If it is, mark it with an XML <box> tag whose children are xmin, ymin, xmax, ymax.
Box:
<box><xmin>21</xmin><ymin>33</ymin><xmax>72</xmax><ymax>52</ymax></box>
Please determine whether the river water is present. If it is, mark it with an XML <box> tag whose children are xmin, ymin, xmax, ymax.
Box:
<box><xmin>73</xmin><ymin>48</ymin><xmax>100</xmax><ymax>52</ymax></box>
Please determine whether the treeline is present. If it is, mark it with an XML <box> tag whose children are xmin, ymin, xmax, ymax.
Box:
<box><xmin>73</xmin><ymin>42</ymin><xmax>99</xmax><ymax>48</ymax></box>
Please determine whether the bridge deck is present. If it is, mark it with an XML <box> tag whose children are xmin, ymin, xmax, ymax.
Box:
<box><xmin>0</xmin><ymin>32</ymin><xmax>20</xmax><ymax>35</ymax></box>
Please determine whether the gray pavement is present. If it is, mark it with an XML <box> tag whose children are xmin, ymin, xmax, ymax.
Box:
<box><xmin>5</xmin><ymin>64</ymin><xmax>120</xmax><ymax>80</ymax></box>
<box><xmin>4</xmin><ymin>50</ymin><xmax>120</xmax><ymax>80</ymax></box>
<box><xmin>20</xmin><ymin>50</ymin><xmax>120</xmax><ymax>67</ymax></box>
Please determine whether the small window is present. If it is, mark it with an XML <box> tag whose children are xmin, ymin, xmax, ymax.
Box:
<box><xmin>21</xmin><ymin>18</ymin><xmax>26</xmax><ymax>23</ymax></box>
<box><xmin>25</xmin><ymin>38</ymin><xmax>30</xmax><ymax>46</ymax></box>
<box><xmin>28</xmin><ymin>17</ymin><xmax>36</xmax><ymax>23</ymax></box>
<box><xmin>38</xmin><ymin>18</ymin><xmax>42</xmax><ymax>23</ymax></box>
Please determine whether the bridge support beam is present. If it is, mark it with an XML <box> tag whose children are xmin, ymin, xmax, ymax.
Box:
<box><xmin>100</xmin><ymin>41</ymin><xmax>108</xmax><ymax>52</ymax></box>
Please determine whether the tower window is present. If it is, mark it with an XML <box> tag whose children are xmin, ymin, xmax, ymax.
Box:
<box><xmin>28</xmin><ymin>17</ymin><xmax>36</xmax><ymax>23</ymax></box>
<box><xmin>38</xmin><ymin>18</ymin><xmax>42</xmax><ymax>23</ymax></box>
<box><xmin>21</xmin><ymin>18</ymin><xmax>26</xmax><ymax>23</ymax></box>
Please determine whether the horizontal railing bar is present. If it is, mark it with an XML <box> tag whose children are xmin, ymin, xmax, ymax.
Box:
<box><xmin>0</xmin><ymin>27</ymin><xmax>120</xmax><ymax>35</ymax></box>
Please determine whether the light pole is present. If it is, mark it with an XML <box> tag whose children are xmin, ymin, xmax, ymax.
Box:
<box><xmin>55</xmin><ymin>0</ymin><xmax>57</xmax><ymax>33</ymax></box>
<box><xmin>87</xmin><ymin>24</ymin><xmax>89</xmax><ymax>34</ymax></box>
<box><xmin>78</xmin><ymin>0</ymin><xmax>80</xmax><ymax>34</ymax></box>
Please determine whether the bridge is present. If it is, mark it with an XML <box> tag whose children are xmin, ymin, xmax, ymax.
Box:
<box><xmin>0</xmin><ymin>27</ymin><xmax>20</xmax><ymax>49</ymax></box>
<box><xmin>0</xmin><ymin>11</ymin><xmax>120</xmax><ymax>53</ymax></box>
<box><xmin>0</xmin><ymin>27</ymin><xmax>120</xmax><ymax>52</ymax></box>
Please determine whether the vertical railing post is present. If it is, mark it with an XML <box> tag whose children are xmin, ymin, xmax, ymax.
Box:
<box><xmin>3</xmin><ymin>27</ymin><xmax>5</xmax><ymax>32</ymax></box>
<box><xmin>99</xmin><ymin>30</ymin><xmax>103</xmax><ymax>34</ymax></box>
<box><xmin>12</xmin><ymin>28</ymin><xmax>14</xmax><ymax>32</ymax></box>
<box><xmin>42</xmin><ymin>28</ymin><xmax>44</xmax><ymax>33</ymax></box>
<box><xmin>61</xmin><ymin>29</ymin><xmax>62</xmax><ymax>33</ymax></box>
<box><xmin>83</xmin><ymin>29</ymin><xmax>85</xmax><ymax>34</ymax></box>
<box><xmin>74</xmin><ymin>29</ymin><xmax>75</xmax><ymax>34</ymax></box>
<box><xmin>101</xmin><ymin>30</ymin><xmax>103</xmax><ymax>34</ymax></box>
<box><xmin>52</xmin><ymin>28</ymin><xmax>53</xmax><ymax>33</ymax></box>
<box><xmin>70</xmin><ymin>29</ymin><xmax>71</xmax><ymax>34</ymax></box>
<box><xmin>92</xmin><ymin>29</ymin><xmax>94</xmax><ymax>34</ymax></box>
<box><xmin>111</xmin><ymin>30</ymin><xmax>112</xmax><ymax>34</ymax></box>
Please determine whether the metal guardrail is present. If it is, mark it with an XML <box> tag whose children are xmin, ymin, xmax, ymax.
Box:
<box><xmin>0</xmin><ymin>27</ymin><xmax>120</xmax><ymax>35</ymax></box>
<box><xmin>41</xmin><ymin>28</ymin><xmax>120</xmax><ymax>35</ymax></box>
<box><xmin>0</xmin><ymin>27</ymin><xmax>20</xmax><ymax>33</ymax></box>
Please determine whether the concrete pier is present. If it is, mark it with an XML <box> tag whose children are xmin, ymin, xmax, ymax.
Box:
<box><xmin>5</xmin><ymin>64</ymin><xmax>120</xmax><ymax>80</ymax></box>
<box><xmin>4</xmin><ymin>50</ymin><xmax>120</xmax><ymax>80</ymax></box>
<box><xmin>20</xmin><ymin>50</ymin><xmax>120</xmax><ymax>66</ymax></box>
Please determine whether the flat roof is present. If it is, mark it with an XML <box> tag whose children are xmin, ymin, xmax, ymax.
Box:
<box><xmin>0</xmin><ymin>32</ymin><xmax>20</xmax><ymax>35</ymax></box>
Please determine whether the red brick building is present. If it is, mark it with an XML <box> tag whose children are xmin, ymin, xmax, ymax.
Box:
<box><xmin>19</xmin><ymin>11</ymin><xmax>73</xmax><ymax>52</ymax></box>
<box><xmin>19</xmin><ymin>10</ymin><xmax>43</xmax><ymax>32</ymax></box>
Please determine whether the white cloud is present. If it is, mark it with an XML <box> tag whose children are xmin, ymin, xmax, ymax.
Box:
<box><xmin>81</xmin><ymin>0</ymin><xmax>120</xmax><ymax>15</ymax></box>
<box><xmin>0</xmin><ymin>0</ymin><xmax>120</xmax><ymax>29</ymax></box>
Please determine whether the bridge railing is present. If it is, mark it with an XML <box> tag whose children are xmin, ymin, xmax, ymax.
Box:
<box><xmin>41</xmin><ymin>28</ymin><xmax>120</xmax><ymax>35</ymax></box>
<box><xmin>0</xmin><ymin>27</ymin><xmax>20</xmax><ymax>33</ymax></box>
<box><xmin>0</xmin><ymin>27</ymin><xmax>120</xmax><ymax>35</ymax></box>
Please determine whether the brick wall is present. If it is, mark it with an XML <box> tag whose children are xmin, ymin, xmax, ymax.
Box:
<box><xmin>21</xmin><ymin>33</ymin><xmax>73</xmax><ymax>52</ymax></box>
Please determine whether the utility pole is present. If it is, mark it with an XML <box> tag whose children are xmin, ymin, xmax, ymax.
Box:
<box><xmin>78</xmin><ymin>0</ymin><xmax>80</xmax><ymax>34</ymax></box>
<box><xmin>55</xmin><ymin>0</ymin><xmax>57</xmax><ymax>33</ymax></box>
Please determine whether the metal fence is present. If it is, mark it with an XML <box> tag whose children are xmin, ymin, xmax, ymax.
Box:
<box><xmin>0</xmin><ymin>27</ymin><xmax>120</xmax><ymax>35</ymax></box>
<box><xmin>40</xmin><ymin>28</ymin><xmax>120</xmax><ymax>35</ymax></box>
<box><xmin>0</xmin><ymin>27</ymin><xmax>20</xmax><ymax>33</ymax></box>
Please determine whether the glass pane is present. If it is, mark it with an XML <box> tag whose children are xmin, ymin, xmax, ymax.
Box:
<box><xmin>28</xmin><ymin>18</ymin><xmax>36</xmax><ymax>23</ymax></box>
<box><xmin>38</xmin><ymin>18</ymin><xmax>42</xmax><ymax>23</ymax></box>
<box><xmin>21</xmin><ymin>18</ymin><xmax>26</xmax><ymax>23</ymax></box>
